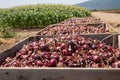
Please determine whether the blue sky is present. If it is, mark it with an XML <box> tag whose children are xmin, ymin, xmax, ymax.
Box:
<box><xmin>0</xmin><ymin>0</ymin><xmax>89</xmax><ymax>8</ymax></box>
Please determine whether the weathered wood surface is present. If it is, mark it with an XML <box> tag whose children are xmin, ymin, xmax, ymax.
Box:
<box><xmin>0</xmin><ymin>68</ymin><xmax>120</xmax><ymax>80</ymax></box>
<box><xmin>118</xmin><ymin>35</ymin><xmax>120</xmax><ymax>49</ymax></box>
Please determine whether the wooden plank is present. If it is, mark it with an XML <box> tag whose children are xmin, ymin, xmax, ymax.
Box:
<box><xmin>118</xmin><ymin>35</ymin><xmax>120</xmax><ymax>49</ymax></box>
<box><xmin>0</xmin><ymin>68</ymin><xmax>120</xmax><ymax>80</ymax></box>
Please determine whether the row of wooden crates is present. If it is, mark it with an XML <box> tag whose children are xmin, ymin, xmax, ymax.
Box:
<box><xmin>0</xmin><ymin>22</ymin><xmax>120</xmax><ymax>80</ymax></box>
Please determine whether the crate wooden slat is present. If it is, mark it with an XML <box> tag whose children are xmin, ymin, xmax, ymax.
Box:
<box><xmin>0</xmin><ymin>68</ymin><xmax>120</xmax><ymax>80</ymax></box>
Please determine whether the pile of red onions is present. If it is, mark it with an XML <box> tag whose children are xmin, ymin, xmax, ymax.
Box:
<box><xmin>39</xmin><ymin>17</ymin><xmax>109</xmax><ymax>35</ymax></box>
<box><xmin>60</xmin><ymin>17</ymin><xmax>102</xmax><ymax>24</ymax></box>
<box><xmin>40</xmin><ymin>24</ymin><xmax>109</xmax><ymax>35</ymax></box>
<box><xmin>1</xmin><ymin>35</ymin><xmax>120</xmax><ymax>68</ymax></box>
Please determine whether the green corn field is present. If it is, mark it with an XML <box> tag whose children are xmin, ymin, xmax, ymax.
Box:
<box><xmin>0</xmin><ymin>4</ymin><xmax>91</xmax><ymax>28</ymax></box>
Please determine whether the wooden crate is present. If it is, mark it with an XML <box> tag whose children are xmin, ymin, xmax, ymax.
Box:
<box><xmin>0</xmin><ymin>68</ymin><xmax>120</xmax><ymax>80</ymax></box>
<box><xmin>36</xmin><ymin>22</ymin><xmax>115</xmax><ymax>36</ymax></box>
<box><xmin>0</xmin><ymin>34</ymin><xmax>120</xmax><ymax>80</ymax></box>
<box><xmin>0</xmin><ymin>33</ymin><xmax>119</xmax><ymax>63</ymax></box>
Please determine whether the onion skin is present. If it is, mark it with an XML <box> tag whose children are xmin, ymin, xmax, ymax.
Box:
<box><xmin>40</xmin><ymin>17</ymin><xmax>109</xmax><ymax>36</ymax></box>
<box><xmin>1</xmin><ymin>35</ymin><xmax>120</xmax><ymax>68</ymax></box>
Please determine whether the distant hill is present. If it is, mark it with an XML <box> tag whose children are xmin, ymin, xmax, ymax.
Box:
<box><xmin>76</xmin><ymin>0</ymin><xmax>120</xmax><ymax>10</ymax></box>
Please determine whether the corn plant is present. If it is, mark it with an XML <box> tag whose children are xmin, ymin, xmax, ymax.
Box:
<box><xmin>0</xmin><ymin>4</ymin><xmax>91</xmax><ymax>29</ymax></box>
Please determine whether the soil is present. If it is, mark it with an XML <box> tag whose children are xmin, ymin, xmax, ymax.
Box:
<box><xmin>0</xmin><ymin>29</ymin><xmax>41</xmax><ymax>53</ymax></box>
<box><xmin>92</xmin><ymin>12</ymin><xmax>120</xmax><ymax>33</ymax></box>
<box><xmin>101</xmin><ymin>10</ymin><xmax>120</xmax><ymax>14</ymax></box>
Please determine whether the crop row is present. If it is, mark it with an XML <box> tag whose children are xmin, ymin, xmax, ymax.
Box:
<box><xmin>0</xmin><ymin>4</ymin><xmax>91</xmax><ymax>28</ymax></box>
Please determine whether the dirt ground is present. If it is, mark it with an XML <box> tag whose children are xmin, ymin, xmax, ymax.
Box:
<box><xmin>101</xmin><ymin>10</ymin><xmax>120</xmax><ymax>14</ymax></box>
<box><xmin>92</xmin><ymin>12</ymin><xmax>120</xmax><ymax>33</ymax></box>
<box><xmin>0</xmin><ymin>29</ymin><xmax>41</xmax><ymax>53</ymax></box>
